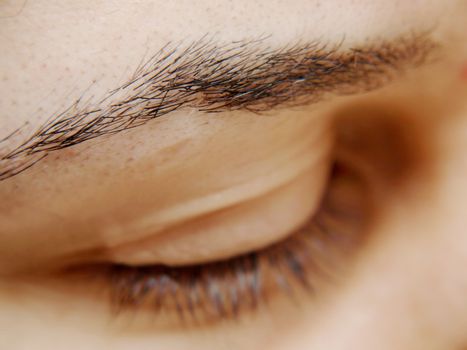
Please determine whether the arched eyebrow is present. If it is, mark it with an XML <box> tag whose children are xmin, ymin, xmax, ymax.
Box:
<box><xmin>0</xmin><ymin>34</ymin><xmax>436</xmax><ymax>181</ymax></box>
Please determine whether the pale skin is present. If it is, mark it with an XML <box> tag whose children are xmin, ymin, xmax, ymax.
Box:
<box><xmin>1</xmin><ymin>0</ymin><xmax>467</xmax><ymax>349</ymax></box>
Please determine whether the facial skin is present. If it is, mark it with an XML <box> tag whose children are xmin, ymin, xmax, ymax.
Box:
<box><xmin>1</xmin><ymin>0</ymin><xmax>467</xmax><ymax>349</ymax></box>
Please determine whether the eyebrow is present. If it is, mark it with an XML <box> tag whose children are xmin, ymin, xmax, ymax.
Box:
<box><xmin>0</xmin><ymin>33</ymin><xmax>436</xmax><ymax>181</ymax></box>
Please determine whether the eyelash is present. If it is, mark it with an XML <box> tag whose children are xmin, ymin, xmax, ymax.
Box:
<box><xmin>104</xmin><ymin>162</ymin><xmax>368</xmax><ymax>324</ymax></box>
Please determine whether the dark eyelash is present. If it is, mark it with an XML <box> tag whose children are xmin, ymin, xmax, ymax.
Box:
<box><xmin>106</xmin><ymin>164</ymin><xmax>368</xmax><ymax>324</ymax></box>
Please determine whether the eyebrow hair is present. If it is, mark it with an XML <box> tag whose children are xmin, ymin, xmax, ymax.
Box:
<box><xmin>0</xmin><ymin>33</ymin><xmax>436</xmax><ymax>181</ymax></box>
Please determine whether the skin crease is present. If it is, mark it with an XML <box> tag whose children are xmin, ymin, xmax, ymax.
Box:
<box><xmin>1</xmin><ymin>0</ymin><xmax>467</xmax><ymax>349</ymax></box>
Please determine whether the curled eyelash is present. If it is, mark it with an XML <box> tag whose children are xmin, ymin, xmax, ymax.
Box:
<box><xmin>107</xmin><ymin>164</ymin><xmax>368</xmax><ymax>323</ymax></box>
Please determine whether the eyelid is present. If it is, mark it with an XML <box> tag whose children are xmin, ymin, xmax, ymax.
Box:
<box><xmin>103</xmin><ymin>162</ymin><xmax>330</xmax><ymax>266</ymax></box>
<box><xmin>98</xmin><ymin>135</ymin><xmax>330</xmax><ymax>247</ymax></box>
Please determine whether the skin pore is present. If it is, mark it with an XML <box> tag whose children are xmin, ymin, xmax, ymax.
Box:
<box><xmin>1</xmin><ymin>0</ymin><xmax>467</xmax><ymax>349</ymax></box>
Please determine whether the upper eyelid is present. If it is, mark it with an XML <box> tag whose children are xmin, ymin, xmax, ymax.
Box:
<box><xmin>0</xmin><ymin>33</ymin><xmax>436</xmax><ymax>181</ymax></box>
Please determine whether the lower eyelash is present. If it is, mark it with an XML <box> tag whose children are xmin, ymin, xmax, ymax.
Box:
<box><xmin>106</xmin><ymin>163</ymin><xmax>368</xmax><ymax>324</ymax></box>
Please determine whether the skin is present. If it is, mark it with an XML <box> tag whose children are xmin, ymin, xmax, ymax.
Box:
<box><xmin>1</xmin><ymin>0</ymin><xmax>467</xmax><ymax>349</ymax></box>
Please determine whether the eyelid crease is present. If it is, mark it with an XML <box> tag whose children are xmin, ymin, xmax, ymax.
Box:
<box><xmin>96</xmin><ymin>142</ymin><xmax>331</xmax><ymax>255</ymax></box>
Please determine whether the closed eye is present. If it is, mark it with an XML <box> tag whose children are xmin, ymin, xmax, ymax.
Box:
<box><xmin>72</xmin><ymin>160</ymin><xmax>371</xmax><ymax>325</ymax></box>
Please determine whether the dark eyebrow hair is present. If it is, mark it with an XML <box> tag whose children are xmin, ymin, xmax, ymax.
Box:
<box><xmin>0</xmin><ymin>33</ymin><xmax>436</xmax><ymax>181</ymax></box>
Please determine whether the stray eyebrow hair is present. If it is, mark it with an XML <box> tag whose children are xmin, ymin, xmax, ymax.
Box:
<box><xmin>0</xmin><ymin>33</ymin><xmax>436</xmax><ymax>181</ymax></box>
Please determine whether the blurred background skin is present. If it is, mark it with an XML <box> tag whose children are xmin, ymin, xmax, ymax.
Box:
<box><xmin>1</xmin><ymin>0</ymin><xmax>467</xmax><ymax>349</ymax></box>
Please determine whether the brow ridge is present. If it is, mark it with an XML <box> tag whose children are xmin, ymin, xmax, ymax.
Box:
<box><xmin>0</xmin><ymin>33</ymin><xmax>437</xmax><ymax>181</ymax></box>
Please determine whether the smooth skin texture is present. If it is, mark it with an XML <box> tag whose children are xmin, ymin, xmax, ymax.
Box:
<box><xmin>1</xmin><ymin>0</ymin><xmax>467</xmax><ymax>349</ymax></box>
